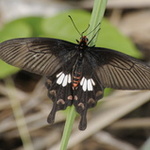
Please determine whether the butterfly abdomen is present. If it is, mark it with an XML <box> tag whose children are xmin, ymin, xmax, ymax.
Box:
<box><xmin>72</xmin><ymin>71</ymin><xmax>82</xmax><ymax>88</ymax></box>
<box><xmin>72</xmin><ymin>53</ymin><xmax>84</xmax><ymax>89</ymax></box>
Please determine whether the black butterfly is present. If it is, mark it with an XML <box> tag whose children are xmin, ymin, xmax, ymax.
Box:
<box><xmin>0</xmin><ymin>36</ymin><xmax>150</xmax><ymax>130</ymax></box>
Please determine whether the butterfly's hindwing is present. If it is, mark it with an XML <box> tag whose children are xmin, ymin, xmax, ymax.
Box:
<box><xmin>46</xmin><ymin>71</ymin><xmax>73</xmax><ymax>124</ymax></box>
<box><xmin>74</xmin><ymin>75</ymin><xmax>104</xmax><ymax>130</ymax></box>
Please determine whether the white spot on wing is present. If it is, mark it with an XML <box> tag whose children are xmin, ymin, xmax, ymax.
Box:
<box><xmin>56</xmin><ymin>73</ymin><xmax>71</xmax><ymax>87</ymax></box>
<box><xmin>91</xmin><ymin>78</ymin><xmax>95</xmax><ymax>86</ymax></box>
<box><xmin>56</xmin><ymin>73</ymin><xmax>65</xmax><ymax>85</ymax></box>
<box><xmin>88</xmin><ymin>79</ymin><xmax>93</xmax><ymax>91</ymax></box>
<box><xmin>33</xmin><ymin>54</ymin><xmax>39</xmax><ymax>58</ymax></box>
<box><xmin>83</xmin><ymin>79</ymin><xmax>87</xmax><ymax>91</ymax></box>
<box><xmin>68</xmin><ymin>74</ymin><xmax>71</xmax><ymax>83</ymax></box>
<box><xmin>80</xmin><ymin>77</ymin><xmax>85</xmax><ymax>86</ymax></box>
<box><xmin>56</xmin><ymin>72</ymin><xmax>63</xmax><ymax>78</ymax></box>
<box><xmin>80</xmin><ymin>77</ymin><xmax>95</xmax><ymax>91</ymax></box>
<box><xmin>62</xmin><ymin>74</ymin><xmax>68</xmax><ymax>87</ymax></box>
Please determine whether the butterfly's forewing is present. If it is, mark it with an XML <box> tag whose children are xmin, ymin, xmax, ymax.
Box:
<box><xmin>88</xmin><ymin>47</ymin><xmax>150</xmax><ymax>90</ymax></box>
<box><xmin>0</xmin><ymin>38</ymin><xmax>77</xmax><ymax>76</ymax></box>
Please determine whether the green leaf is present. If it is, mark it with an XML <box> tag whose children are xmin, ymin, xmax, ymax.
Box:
<box><xmin>42</xmin><ymin>10</ymin><xmax>90</xmax><ymax>42</ymax></box>
<box><xmin>15</xmin><ymin>17</ymin><xmax>44</xmax><ymax>36</ymax></box>
<box><xmin>0</xmin><ymin>21</ymin><xmax>31</xmax><ymax>42</ymax></box>
<box><xmin>98</xmin><ymin>19</ymin><xmax>142</xmax><ymax>58</ymax></box>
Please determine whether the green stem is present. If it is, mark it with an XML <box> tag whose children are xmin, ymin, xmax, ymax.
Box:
<box><xmin>88</xmin><ymin>0</ymin><xmax>108</xmax><ymax>46</ymax></box>
<box><xmin>60</xmin><ymin>106</ymin><xmax>76</xmax><ymax>150</ymax></box>
<box><xmin>60</xmin><ymin>0</ymin><xmax>108</xmax><ymax>150</ymax></box>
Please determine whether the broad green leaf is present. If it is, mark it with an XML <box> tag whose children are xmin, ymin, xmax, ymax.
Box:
<box><xmin>14</xmin><ymin>16</ymin><xmax>44</xmax><ymax>36</ymax></box>
<box><xmin>99</xmin><ymin>19</ymin><xmax>141</xmax><ymax>58</ymax></box>
<box><xmin>42</xmin><ymin>10</ymin><xmax>90</xmax><ymax>42</ymax></box>
<box><xmin>0</xmin><ymin>21</ymin><xmax>31</xmax><ymax>42</ymax></box>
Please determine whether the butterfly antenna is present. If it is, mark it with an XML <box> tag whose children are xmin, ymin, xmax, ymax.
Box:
<box><xmin>86</xmin><ymin>22</ymin><xmax>101</xmax><ymax>36</ymax></box>
<box><xmin>88</xmin><ymin>28</ymin><xmax>101</xmax><ymax>45</ymax></box>
<box><xmin>68</xmin><ymin>15</ymin><xmax>81</xmax><ymax>36</ymax></box>
<box><xmin>81</xmin><ymin>24</ymin><xmax>90</xmax><ymax>36</ymax></box>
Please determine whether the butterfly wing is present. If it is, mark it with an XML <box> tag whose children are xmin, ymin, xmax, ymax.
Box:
<box><xmin>87</xmin><ymin>47</ymin><xmax>150</xmax><ymax>90</ymax></box>
<box><xmin>0</xmin><ymin>38</ymin><xmax>77</xmax><ymax>76</ymax></box>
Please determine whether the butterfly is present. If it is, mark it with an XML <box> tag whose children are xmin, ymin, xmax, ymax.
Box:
<box><xmin>0</xmin><ymin>35</ymin><xmax>150</xmax><ymax>130</ymax></box>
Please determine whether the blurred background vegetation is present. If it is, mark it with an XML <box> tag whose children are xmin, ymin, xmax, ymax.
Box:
<box><xmin>0</xmin><ymin>0</ymin><xmax>150</xmax><ymax>150</ymax></box>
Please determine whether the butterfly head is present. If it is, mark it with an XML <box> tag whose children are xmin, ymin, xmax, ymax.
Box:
<box><xmin>77</xmin><ymin>36</ymin><xmax>88</xmax><ymax>49</ymax></box>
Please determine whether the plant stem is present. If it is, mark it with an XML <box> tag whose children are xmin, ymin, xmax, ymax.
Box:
<box><xmin>60</xmin><ymin>106</ymin><xmax>76</xmax><ymax>150</ymax></box>
<box><xmin>60</xmin><ymin>0</ymin><xmax>108</xmax><ymax>150</ymax></box>
<box><xmin>88</xmin><ymin>0</ymin><xmax>108</xmax><ymax>46</ymax></box>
